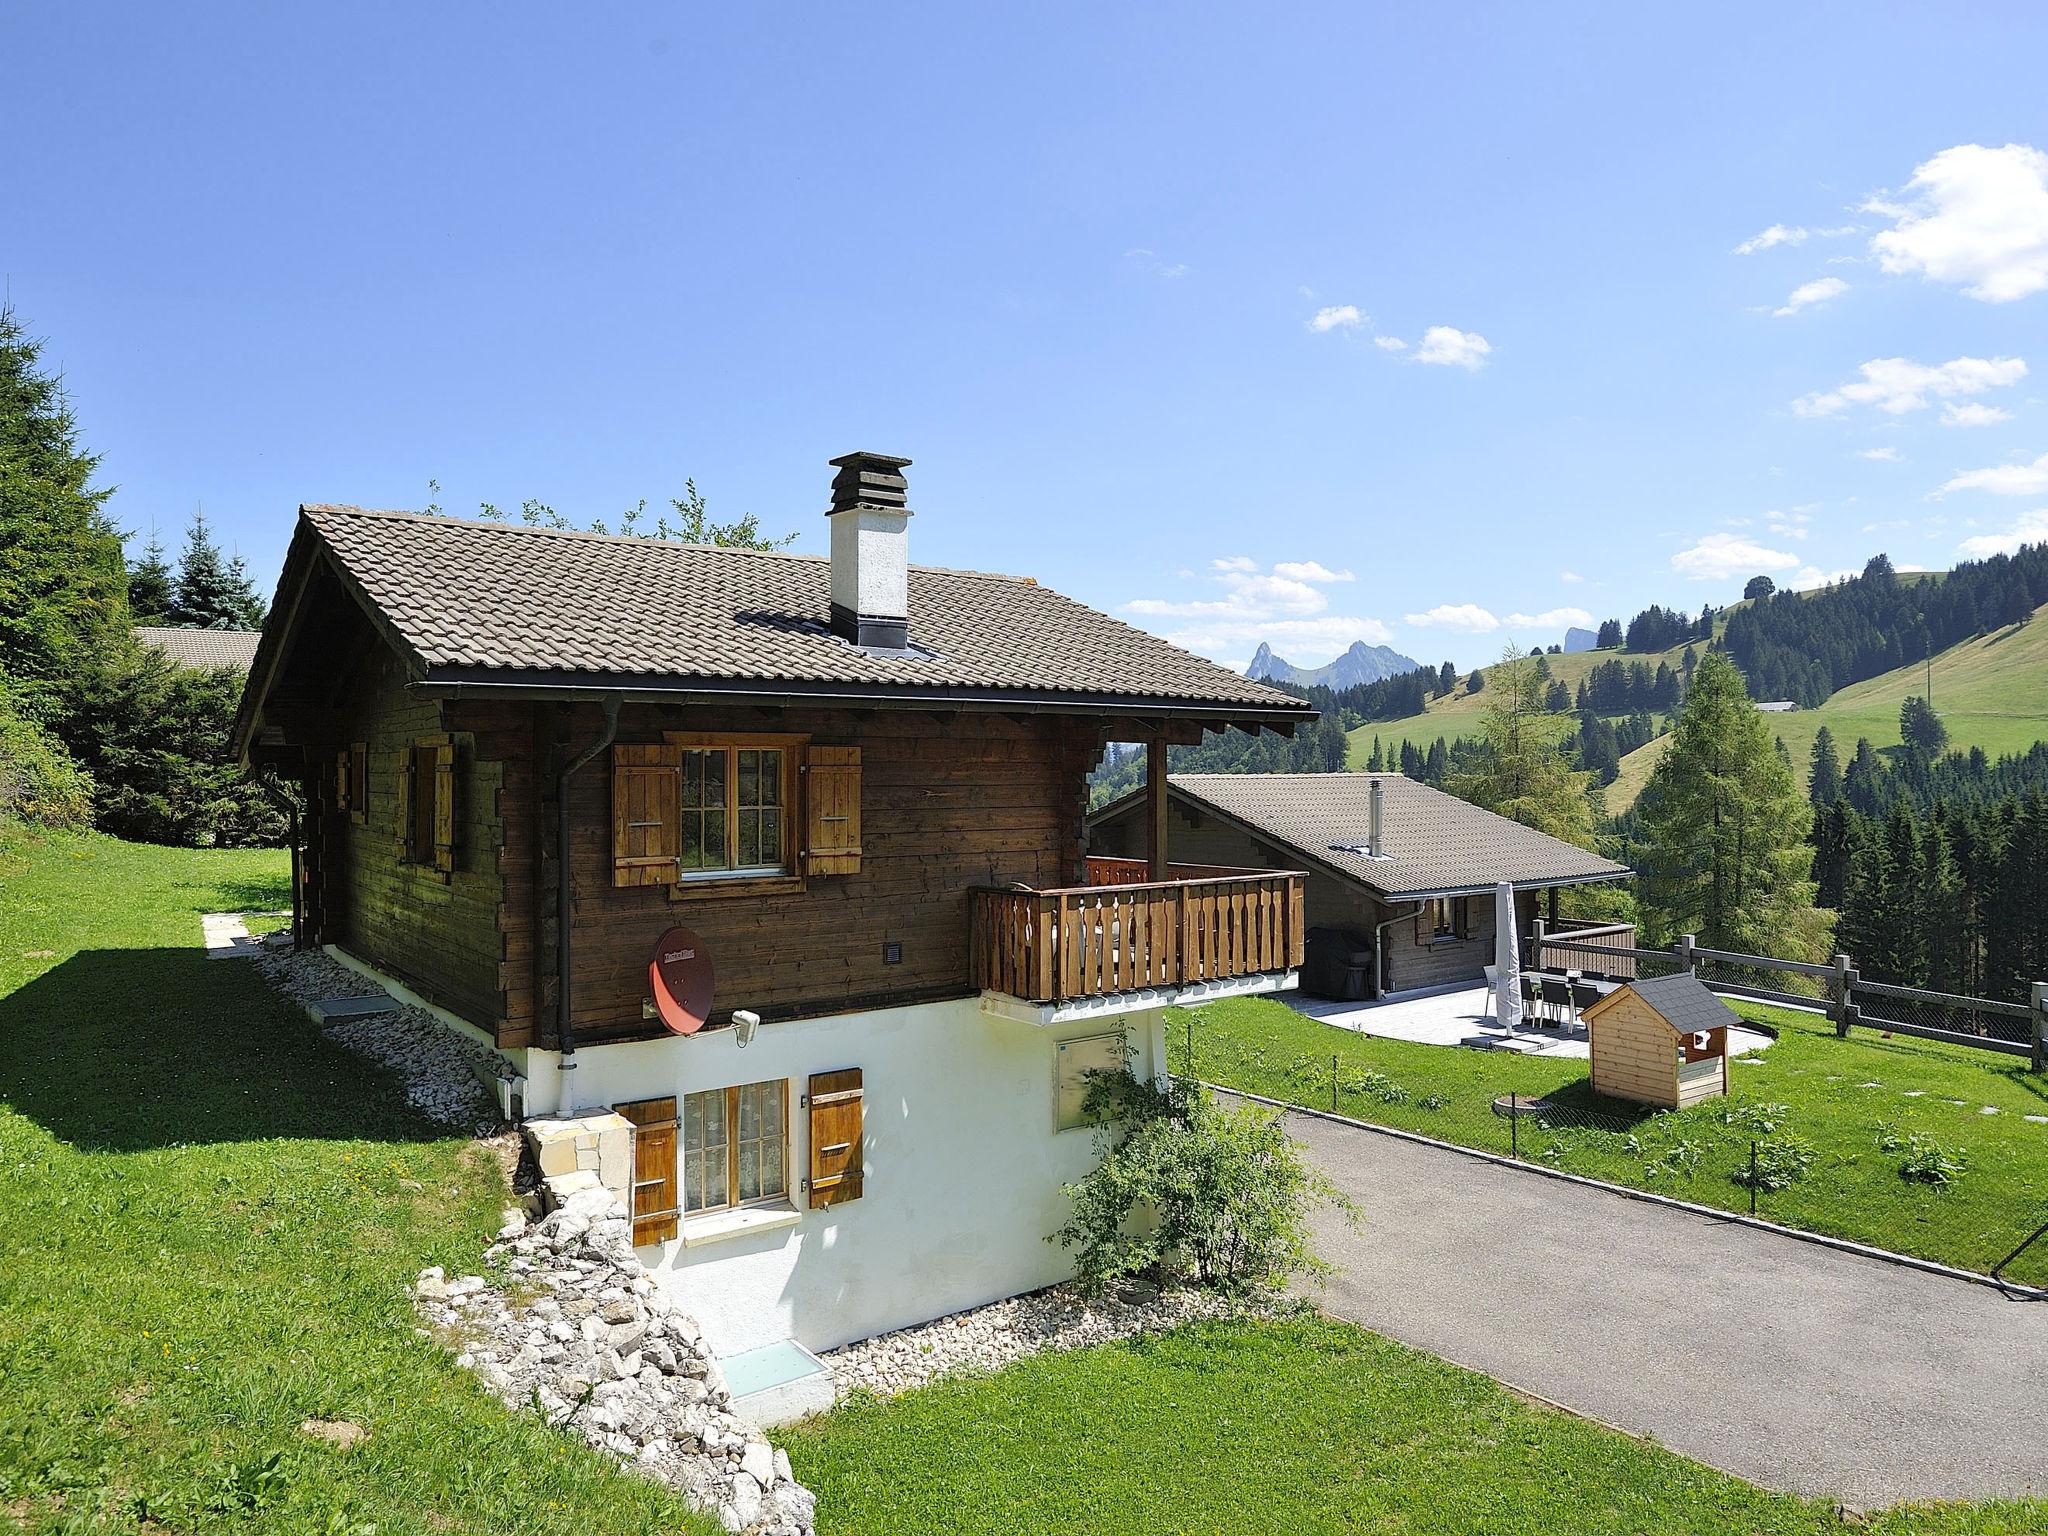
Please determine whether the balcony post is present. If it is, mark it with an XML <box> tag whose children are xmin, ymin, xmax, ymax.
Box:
<box><xmin>1147</xmin><ymin>734</ymin><xmax>1169</xmax><ymax>881</ymax></box>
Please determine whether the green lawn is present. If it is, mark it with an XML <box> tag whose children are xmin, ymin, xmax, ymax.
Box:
<box><xmin>1172</xmin><ymin>994</ymin><xmax>2048</xmax><ymax>1286</ymax></box>
<box><xmin>0</xmin><ymin>826</ymin><xmax>715</xmax><ymax>1536</ymax></box>
<box><xmin>783</xmin><ymin>1314</ymin><xmax>2043</xmax><ymax>1536</ymax></box>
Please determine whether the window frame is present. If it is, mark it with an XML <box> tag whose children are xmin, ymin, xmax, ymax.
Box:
<box><xmin>347</xmin><ymin>742</ymin><xmax>368</xmax><ymax>826</ymax></box>
<box><xmin>398</xmin><ymin>733</ymin><xmax>455</xmax><ymax>882</ymax></box>
<box><xmin>661</xmin><ymin>733</ymin><xmax>804</xmax><ymax>896</ymax></box>
<box><xmin>681</xmin><ymin>1079</ymin><xmax>791</xmax><ymax>1219</ymax></box>
<box><xmin>1417</xmin><ymin>896</ymin><xmax>1468</xmax><ymax>945</ymax></box>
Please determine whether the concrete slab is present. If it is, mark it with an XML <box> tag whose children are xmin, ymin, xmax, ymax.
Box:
<box><xmin>312</xmin><ymin>994</ymin><xmax>398</xmax><ymax>1020</ymax></box>
<box><xmin>200</xmin><ymin>912</ymin><xmax>262</xmax><ymax>960</ymax></box>
<box><xmin>1285</xmin><ymin>984</ymin><xmax>1770</xmax><ymax>1059</ymax></box>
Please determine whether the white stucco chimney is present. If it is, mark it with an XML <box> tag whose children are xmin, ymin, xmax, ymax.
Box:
<box><xmin>1369</xmin><ymin>778</ymin><xmax>1386</xmax><ymax>858</ymax></box>
<box><xmin>825</xmin><ymin>451</ymin><xmax>914</xmax><ymax>650</ymax></box>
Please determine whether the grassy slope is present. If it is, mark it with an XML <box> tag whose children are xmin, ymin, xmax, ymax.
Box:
<box><xmin>785</xmin><ymin>1315</ymin><xmax>2040</xmax><ymax>1536</ymax></box>
<box><xmin>1608</xmin><ymin>603</ymin><xmax>2048</xmax><ymax>813</ymax></box>
<box><xmin>0</xmin><ymin>828</ymin><xmax>712</xmax><ymax>1536</ymax></box>
<box><xmin>1172</xmin><ymin>993</ymin><xmax>2048</xmax><ymax>1286</ymax></box>
<box><xmin>1342</xmin><ymin>622</ymin><xmax>1721</xmax><ymax>768</ymax></box>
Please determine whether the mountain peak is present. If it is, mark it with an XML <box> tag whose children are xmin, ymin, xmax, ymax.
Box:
<box><xmin>1244</xmin><ymin>639</ymin><xmax>1423</xmax><ymax>690</ymax></box>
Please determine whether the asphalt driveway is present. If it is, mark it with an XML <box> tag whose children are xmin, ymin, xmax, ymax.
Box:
<box><xmin>1253</xmin><ymin>1097</ymin><xmax>2048</xmax><ymax>1509</ymax></box>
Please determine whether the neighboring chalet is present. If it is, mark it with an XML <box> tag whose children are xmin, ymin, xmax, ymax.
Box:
<box><xmin>136</xmin><ymin>625</ymin><xmax>263</xmax><ymax>672</ymax></box>
<box><xmin>1090</xmin><ymin>773</ymin><xmax>1629</xmax><ymax>998</ymax></box>
<box><xmin>232</xmin><ymin>452</ymin><xmax>1313</xmax><ymax>1358</ymax></box>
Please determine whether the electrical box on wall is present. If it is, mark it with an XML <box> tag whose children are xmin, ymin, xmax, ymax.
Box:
<box><xmin>882</xmin><ymin>941</ymin><xmax>903</xmax><ymax>965</ymax></box>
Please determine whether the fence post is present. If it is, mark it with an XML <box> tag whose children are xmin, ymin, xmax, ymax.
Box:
<box><xmin>2032</xmin><ymin>982</ymin><xmax>2047</xmax><ymax>1074</ymax></box>
<box><xmin>1837</xmin><ymin>958</ymin><xmax>1861</xmax><ymax>1039</ymax></box>
<box><xmin>1530</xmin><ymin>915</ymin><xmax>1547</xmax><ymax>971</ymax></box>
<box><xmin>1829</xmin><ymin>952</ymin><xmax>1851</xmax><ymax>1032</ymax></box>
<box><xmin>1510</xmin><ymin>1104</ymin><xmax>1518</xmax><ymax>1160</ymax></box>
<box><xmin>1331</xmin><ymin>1055</ymin><xmax>1339</xmax><ymax>1113</ymax></box>
<box><xmin>1748</xmin><ymin>1141</ymin><xmax>1758</xmax><ymax>1216</ymax></box>
<box><xmin>1678</xmin><ymin>932</ymin><xmax>1697</xmax><ymax>976</ymax></box>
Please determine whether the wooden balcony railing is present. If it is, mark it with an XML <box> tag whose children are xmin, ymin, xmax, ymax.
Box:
<box><xmin>1082</xmin><ymin>855</ymin><xmax>1265</xmax><ymax>886</ymax></box>
<box><xmin>972</xmin><ymin>869</ymin><xmax>1305</xmax><ymax>1005</ymax></box>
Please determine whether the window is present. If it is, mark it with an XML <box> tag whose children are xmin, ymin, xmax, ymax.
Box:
<box><xmin>682</xmin><ymin>1080</ymin><xmax>789</xmax><ymax>1216</ymax></box>
<box><xmin>1416</xmin><ymin>897</ymin><xmax>1469</xmax><ymax>944</ymax></box>
<box><xmin>398</xmin><ymin>736</ymin><xmax>455</xmax><ymax>878</ymax></box>
<box><xmin>612</xmin><ymin>735</ymin><xmax>814</xmax><ymax>889</ymax></box>
<box><xmin>348</xmin><ymin>743</ymin><xmax>368</xmax><ymax>824</ymax></box>
<box><xmin>1055</xmin><ymin>1031</ymin><xmax>1126</xmax><ymax>1131</ymax></box>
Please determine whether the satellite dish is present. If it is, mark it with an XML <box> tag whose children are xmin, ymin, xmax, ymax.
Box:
<box><xmin>649</xmin><ymin>925</ymin><xmax>715</xmax><ymax>1035</ymax></box>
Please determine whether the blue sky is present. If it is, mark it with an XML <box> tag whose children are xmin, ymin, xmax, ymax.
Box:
<box><xmin>7</xmin><ymin>3</ymin><xmax>2048</xmax><ymax>672</ymax></box>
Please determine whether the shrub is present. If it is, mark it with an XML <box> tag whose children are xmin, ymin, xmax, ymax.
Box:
<box><xmin>1732</xmin><ymin>1133</ymin><xmax>1815</xmax><ymax>1192</ymax></box>
<box><xmin>1051</xmin><ymin>1072</ymin><xmax>1348</xmax><ymax>1297</ymax></box>
<box><xmin>0</xmin><ymin>671</ymin><xmax>92</xmax><ymax>829</ymax></box>
<box><xmin>1897</xmin><ymin>1134</ymin><xmax>1968</xmax><ymax>1186</ymax></box>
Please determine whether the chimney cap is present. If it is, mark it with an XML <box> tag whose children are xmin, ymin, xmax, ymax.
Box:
<box><xmin>826</xmin><ymin>451</ymin><xmax>914</xmax><ymax>517</ymax></box>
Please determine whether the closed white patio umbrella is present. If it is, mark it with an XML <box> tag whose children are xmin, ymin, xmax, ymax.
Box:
<box><xmin>1493</xmin><ymin>880</ymin><xmax>1522</xmax><ymax>1035</ymax></box>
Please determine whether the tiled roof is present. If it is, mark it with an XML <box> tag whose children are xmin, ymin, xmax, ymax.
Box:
<box><xmin>1157</xmin><ymin>772</ymin><xmax>1631</xmax><ymax>899</ymax></box>
<box><xmin>135</xmin><ymin>626</ymin><xmax>263</xmax><ymax>672</ymax></box>
<box><xmin>295</xmin><ymin>505</ymin><xmax>1308</xmax><ymax>715</ymax></box>
<box><xmin>1616</xmin><ymin>972</ymin><xmax>1742</xmax><ymax>1035</ymax></box>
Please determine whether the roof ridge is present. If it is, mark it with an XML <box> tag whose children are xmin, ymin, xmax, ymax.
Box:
<box><xmin>299</xmin><ymin>502</ymin><xmax>1033</xmax><ymax>583</ymax></box>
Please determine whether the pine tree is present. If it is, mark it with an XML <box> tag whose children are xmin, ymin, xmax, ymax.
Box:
<box><xmin>127</xmin><ymin>527</ymin><xmax>174</xmax><ymax>622</ymax></box>
<box><xmin>1366</xmin><ymin>736</ymin><xmax>1384</xmax><ymax>773</ymax></box>
<box><xmin>1595</xmin><ymin>618</ymin><xmax>1623</xmax><ymax>648</ymax></box>
<box><xmin>1811</xmin><ymin>800</ymin><xmax>1857</xmax><ymax>908</ymax></box>
<box><xmin>1899</xmin><ymin>695</ymin><xmax>1948</xmax><ymax>758</ymax></box>
<box><xmin>1424</xmin><ymin>738</ymin><xmax>1448</xmax><ymax>784</ymax></box>
<box><xmin>1436</xmin><ymin>660</ymin><xmax>1456</xmax><ymax>698</ymax></box>
<box><xmin>0</xmin><ymin>304</ymin><xmax>127</xmax><ymax>703</ymax></box>
<box><xmin>1636</xmin><ymin>651</ymin><xmax>1826</xmax><ymax>955</ymax></box>
<box><xmin>1919</xmin><ymin>816</ymin><xmax>1969</xmax><ymax>995</ymax></box>
<box><xmin>1466</xmin><ymin>669</ymin><xmax>1484</xmax><ymax>694</ymax></box>
<box><xmin>1446</xmin><ymin>647</ymin><xmax>1599</xmax><ymax>850</ymax></box>
<box><xmin>1987</xmin><ymin>794</ymin><xmax>2048</xmax><ymax>999</ymax></box>
<box><xmin>1808</xmin><ymin>726</ymin><xmax>1841</xmax><ymax>807</ymax></box>
<box><xmin>167</xmin><ymin>510</ymin><xmax>266</xmax><ymax>629</ymax></box>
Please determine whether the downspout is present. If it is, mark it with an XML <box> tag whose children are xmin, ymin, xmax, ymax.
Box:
<box><xmin>1372</xmin><ymin>902</ymin><xmax>1424</xmax><ymax>1001</ymax></box>
<box><xmin>556</xmin><ymin>694</ymin><xmax>621</xmax><ymax>1104</ymax></box>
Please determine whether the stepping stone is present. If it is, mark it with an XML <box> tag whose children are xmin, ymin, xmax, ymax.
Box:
<box><xmin>201</xmin><ymin>913</ymin><xmax>263</xmax><ymax>960</ymax></box>
<box><xmin>315</xmin><ymin>994</ymin><xmax>397</xmax><ymax>1020</ymax></box>
<box><xmin>1856</xmin><ymin>1081</ymin><xmax>1882</xmax><ymax>1089</ymax></box>
<box><xmin>2025</xmin><ymin>1115</ymin><xmax>2047</xmax><ymax>1125</ymax></box>
<box><xmin>1903</xmin><ymin>1090</ymin><xmax>1926</xmax><ymax>1097</ymax></box>
<box><xmin>1979</xmin><ymin>1105</ymin><xmax>2000</xmax><ymax>1115</ymax></box>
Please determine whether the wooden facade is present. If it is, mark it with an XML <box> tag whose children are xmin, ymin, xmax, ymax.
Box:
<box><xmin>1584</xmin><ymin>986</ymin><xmax>1729</xmax><ymax>1109</ymax></box>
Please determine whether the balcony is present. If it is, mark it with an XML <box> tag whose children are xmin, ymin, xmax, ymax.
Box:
<box><xmin>970</xmin><ymin>861</ymin><xmax>1305</xmax><ymax>1022</ymax></box>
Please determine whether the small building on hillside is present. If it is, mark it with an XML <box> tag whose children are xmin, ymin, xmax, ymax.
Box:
<box><xmin>1581</xmin><ymin>973</ymin><xmax>1736</xmax><ymax>1109</ymax></box>
<box><xmin>136</xmin><ymin>625</ymin><xmax>263</xmax><ymax>672</ymax></box>
<box><xmin>1087</xmin><ymin>773</ymin><xmax>1630</xmax><ymax>999</ymax></box>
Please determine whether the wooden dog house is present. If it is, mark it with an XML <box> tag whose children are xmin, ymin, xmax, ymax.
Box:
<box><xmin>1581</xmin><ymin>973</ymin><xmax>1737</xmax><ymax>1109</ymax></box>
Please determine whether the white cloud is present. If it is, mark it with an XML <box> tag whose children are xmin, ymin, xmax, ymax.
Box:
<box><xmin>1942</xmin><ymin>401</ymin><xmax>2013</xmax><ymax>427</ymax></box>
<box><xmin>1559</xmin><ymin>570</ymin><xmax>1584</xmax><ymax>583</ymax></box>
<box><xmin>1938</xmin><ymin>452</ymin><xmax>2048</xmax><ymax>497</ymax></box>
<box><xmin>1308</xmin><ymin>304</ymin><xmax>1363</xmax><ymax>333</ymax></box>
<box><xmin>1957</xmin><ymin>507</ymin><xmax>2048</xmax><ymax>557</ymax></box>
<box><xmin>1859</xmin><ymin>445</ymin><xmax>1905</xmax><ymax>462</ymax></box>
<box><xmin>1789</xmin><ymin>565</ymin><xmax>1859</xmax><ymax>591</ymax></box>
<box><xmin>1766</xmin><ymin>508</ymin><xmax>1812</xmax><ymax>541</ymax></box>
<box><xmin>1403</xmin><ymin>603</ymin><xmax>1502</xmax><ymax>633</ymax></box>
<box><xmin>1125</xmin><ymin>247</ymin><xmax>1190</xmax><ymax>279</ymax></box>
<box><xmin>1400</xmin><ymin>603</ymin><xmax>1591</xmax><ymax>634</ymax></box>
<box><xmin>1794</xmin><ymin>355</ymin><xmax>2027</xmax><ymax>417</ymax></box>
<box><xmin>1773</xmin><ymin>276</ymin><xmax>1848</xmax><ymax>316</ymax></box>
<box><xmin>1671</xmin><ymin>533</ymin><xmax>1802</xmax><ymax>581</ymax></box>
<box><xmin>1272</xmin><ymin>560</ymin><xmax>1354</xmax><ymax>583</ymax></box>
<box><xmin>1122</xmin><ymin>558</ymin><xmax>1391</xmax><ymax>665</ymax></box>
<box><xmin>1373</xmin><ymin>335</ymin><xmax>1408</xmax><ymax>352</ymax></box>
<box><xmin>1413</xmin><ymin>326</ymin><xmax>1492</xmax><ymax>369</ymax></box>
<box><xmin>1735</xmin><ymin>223</ymin><xmax>1809</xmax><ymax>255</ymax></box>
<box><xmin>1863</xmin><ymin>518</ymin><xmax>1909</xmax><ymax>533</ymax></box>
<box><xmin>1867</xmin><ymin>143</ymin><xmax>2048</xmax><ymax>303</ymax></box>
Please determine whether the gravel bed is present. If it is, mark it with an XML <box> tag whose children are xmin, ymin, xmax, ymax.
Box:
<box><xmin>251</xmin><ymin>931</ymin><xmax>510</xmax><ymax>1134</ymax></box>
<box><xmin>822</xmin><ymin>1281</ymin><xmax>1273</xmax><ymax>1398</ymax></box>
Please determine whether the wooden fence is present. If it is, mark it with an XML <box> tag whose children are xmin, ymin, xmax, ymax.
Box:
<box><xmin>973</xmin><ymin>870</ymin><xmax>1305</xmax><ymax>1005</ymax></box>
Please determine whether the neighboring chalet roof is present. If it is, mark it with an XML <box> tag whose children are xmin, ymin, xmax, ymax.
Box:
<box><xmin>235</xmin><ymin>505</ymin><xmax>1311</xmax><ymax>755</ymax></box>
<box><xmin>1584</xmin><ymin>972</ymin><xmax>1739</xmax><ymax>1035</ymax></box>
<box><xmin>135</xmin><ymin>625</ymin><xmax>263</xmax><ymax>672</ymax></box>
<box><xmin>1098</xmin><ymin>772</ymin><xmax>1630</xmax><ymax>901</ymax></box>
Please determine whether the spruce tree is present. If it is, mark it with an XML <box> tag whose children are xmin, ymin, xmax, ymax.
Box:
<box><xmin>1899</xmin><ymin>696</ymin><xmax>1948</xmax><ymax>759</ymax></box>
<box><xmin>1446</xmin><ymin>647</ymin><xmax>1599</xmax><ymax>850</ymax></box>
<box><xmin>167</xmin><ymin>510</ymin><xmax>266</xmax><ymax>629</ymax></box>
<box><xmin>126</xmin><ymin>527</ymin><xmax>174</xmax><ymax>622</ymax></box>
<box><xmin>1636</xmin><ymin>650</ymin><xmax>1825</xmax><ymax>955</ymax></box>
<box><xmin>1987</xmin><ymin>794</ymin><xmax>2048</xmax><ymax>999</ymax></box>
<box><xmin>0</xmin><ymin>304</ymin><xmax>127</xmax><ymax>703</ymax></box>
<box><xmin>1918</xmin><ymin>816</ymin><xmax>1969</xmax><ymax>995</ymax></box>
<box><xmin>1808</xmin><ymin>726</ymin><xmax>1841</xmax><ymax>807</ymax></box>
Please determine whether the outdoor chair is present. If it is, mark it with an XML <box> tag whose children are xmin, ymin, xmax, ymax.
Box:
<box><xmin>1540</xmin><ymin>978</ymin><xmax>1572</xmax><ymax>1028</ymax></box>
<box><xmin>1518</xmin><ymin>974</ymin><xmax>1544</xmax><ymax>1024</ymax></box>
<box><xmin>1570</xmin><ymin>981</ymin><xmax>1601</xmax><ymax>1028</ymax></box>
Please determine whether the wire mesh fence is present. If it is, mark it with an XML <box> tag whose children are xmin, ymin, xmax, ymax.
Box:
<box><xmin>1849</xmin><ymin>978</ymin><xmax>2037</xmax><ymax>1058</ymax></box>
<box><xmin>1175</xmin><ymin>1021</ymin><xmax>2048</xmax><ymax>1291</ymax></box>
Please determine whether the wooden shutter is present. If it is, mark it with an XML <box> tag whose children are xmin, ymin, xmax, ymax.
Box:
<box><xmin>335</xmin><ymin>750</ymin><xmax>351</xmax><ymax>812</ymax></box>
<box><xmin>395</xmin><ymin>747</ymin><xmax>415</xmax><ymax>861</ymax></box>
<box><xmin>616</xmin><ymin>1096</ymin><xmax>680</xmax><ymax>1245</ymax></box>
<box><xmin>802</xmin><ymin>746</ymin><xmax>862</xmax><ymax>875</ymax></box>
<box><xmin>349</xmin><ymin>743</ymin><xmax>368</xmax><ymax>821</ymax></box>
<box><xmin>807</xmin><ymin>1068</ymin><xmax>864</xmax><ymax>1208</ymax></box>
<box><xmin>612</xmin><ymin>744</ymin><xmax>681</xmax><ymax>886</ymax></box>
<box><xmin>432</xmin><ymin>742</ymin><xmax>456</xmax><ymax>875</ymax></box>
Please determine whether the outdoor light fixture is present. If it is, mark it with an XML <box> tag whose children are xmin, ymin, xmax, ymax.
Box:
<box><xmin>733</xmin><ymin>1009</ymin><xmax>761</xmax><ymax>1048</ymax></box>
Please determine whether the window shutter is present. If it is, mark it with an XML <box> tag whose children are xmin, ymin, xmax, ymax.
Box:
<box><xmin>432</xmin><ymin>743</ymin><xmax>456</xmax><ymax>875</ymax></box>
<box><xmin>616</xmin><ymin>1096</ymin><xmax>680</xmax><ymax>1245</ymax></box>
<box><xmin>335</xmin><ymin>750</ymin><xmax>351</xmax><ymax>812</ymax></box>
<box><xmin>612</xmin><ymin>744</ymin><xmax>681</xmax><ymax>886</ymax></box>
<box><xmin>349</xmin><ymin>743</ymin><xmax>368</xmax><ymax>820</ymax></box>
<box><xmin>807</xmin><ymin>1068</ymin><xmax>864</xmax><ymax>1208</ymax></box>
<box><xmin>802</xmin><ymin>746</ymin><xmax>862</xmax><ymax>875</ymax></box>
<box><xmin>395</xmin><ymin>747</ymin><xmax>415</xmax><ymax>862</ymax></box>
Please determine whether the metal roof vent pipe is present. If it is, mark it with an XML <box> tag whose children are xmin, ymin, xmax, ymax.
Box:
<box><xmin>825</xmin><ymin>451</ymin><xmax>914</xmax><ymax>650</ymax></box>
<box><xmin>1370</xmin><ymin>777</ymin><xmax>1386</xmax><ymax>859</ymax></box>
